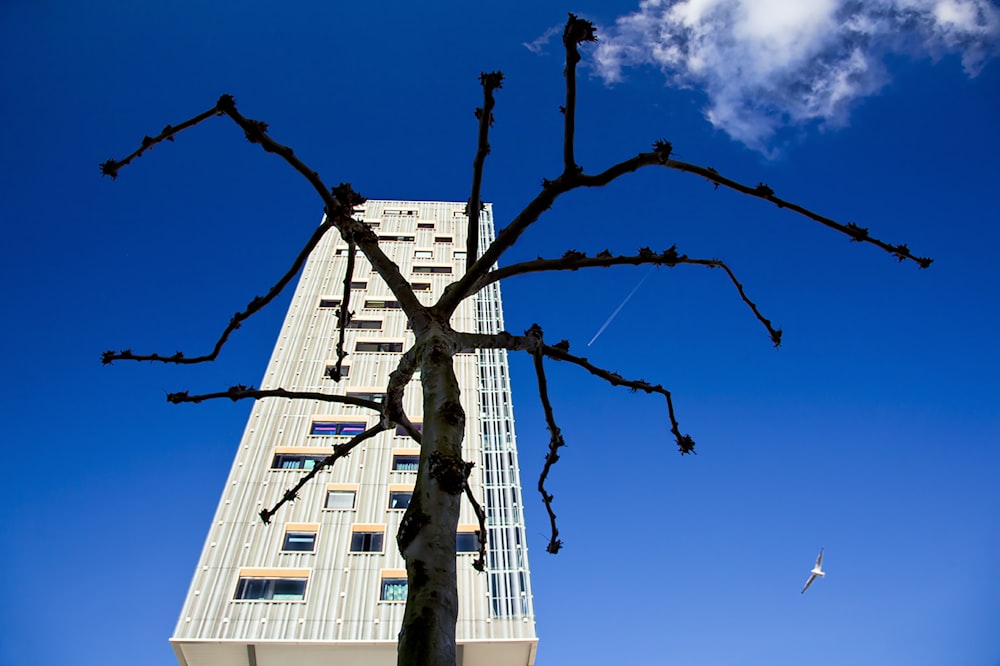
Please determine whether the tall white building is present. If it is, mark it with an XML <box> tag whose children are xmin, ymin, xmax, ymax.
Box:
<box><xmin>171</xmin><ymin>201</ymin><xmax>537</xmax><ymax>666</ymax></box>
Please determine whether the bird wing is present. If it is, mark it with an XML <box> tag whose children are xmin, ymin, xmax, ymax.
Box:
<box><xmin>801</xmin><ymin>573</ymin><xmax>817</xmax><ymax>594</ymax></box>
<box><xmin>815</xmin><ymin>547</ymin><xmax>824</xmax><ymax>568</ymax></box>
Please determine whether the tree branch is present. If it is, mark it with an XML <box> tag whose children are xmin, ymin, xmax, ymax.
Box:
<box><xmin>99</xmin><ymin>105</ymin><xmax>222</xmax><ymax>179</ymax></box>
<box><xmin>542</xmin><ymin>340</ymin><xmax>695</xmax><ymax>455</ymax></box>
<box><xmin>100</xmin><ymin>97</ymin><xmax>429</xmax><ymax>367</ymax></box>
<box><xmin>165</xmin><ymin>385</ymin><xmax>383</xmax><ymax>411</ymax></box>
<box><xmin>466</xmin><ymin>72</ymin><xmax>503</xmax><ymax>272</ymax></box>
<box><xmin>328</xmin><ymin>240</ymin><xmax>360</xmax><ymax>381</ymax></box>
<box><xmin>474</xmin><ymin>246</ymin><xmax>782</xmax><ymax>347</ymax></box>
<box><xmin>385</xmin><ymin>347</ymin><xmax>423</xmax><ymax>444</ymax></box>
<box><xmin>440</xmin><ymin>136</ymin><xmax>930</xmax><ymax>317</ymax></box>
<box><xmin>455</xmin><ymin>329</ymin><xmax>696</xmax><ymax>455</ymax></box>
<box><xmin>574</xmin><ymin>147</ymin><xmax>933</xmax><ymax>268</ymax></box>
<box><xmin>259</xmin><ymin>421</ymin><xmax>389</xmax><ymax>525</ymax></box>
<box><xmin>561</xmin><ymin>14</ymin><xmax>597</xmax><ymax>175</ymax></box>
<box><xmin>525</xmin><ymin>324</ymin><xmax>565</xmax><ymax>554</ymax></box>
<box><xmin>462</xmin><ymin>483</ymin><xmax>488</xmax><ymax>572</ymax></box>
<box><xmin>102</xmin><ymin>217</ymin><xmax>337</xmax><ymax>365</ymax></box>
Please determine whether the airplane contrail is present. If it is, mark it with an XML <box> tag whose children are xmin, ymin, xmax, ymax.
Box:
<box><xmin>587</xmin><ymin>269</ymin><xmax>653</xmax><ymax>346</ymax></box>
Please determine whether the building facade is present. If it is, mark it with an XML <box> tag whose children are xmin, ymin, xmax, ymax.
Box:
<box><xmin>171</xmin><ymin>201</ymin><xmax>537</xmax><ymax>666</ymax></box>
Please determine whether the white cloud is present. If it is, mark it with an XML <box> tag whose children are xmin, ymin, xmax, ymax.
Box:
<box><xmin>592</xmin><ymin>0</ymin><xmax>999</xmax><ymax>153</ymax></box>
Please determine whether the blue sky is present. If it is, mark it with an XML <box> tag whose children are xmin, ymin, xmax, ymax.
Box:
<box><xmin>1</xmin><ymin>1</ymin><xmax>998</xmax><ymax>664</ymax></box>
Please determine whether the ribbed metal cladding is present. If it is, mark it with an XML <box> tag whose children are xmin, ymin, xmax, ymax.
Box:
<box><xmin>172</xmin><ymin>202</ymin><xmax>537</xmax><ymax>665</ymax></box>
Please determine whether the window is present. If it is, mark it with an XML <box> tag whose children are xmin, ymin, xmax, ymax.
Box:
<box><xmin>435</xmin><ymin>236</ymin><xmax>452</xmax><ymax>244</ymax></box>
<box><xmin>324</xmin><ymin>488</ymin><xmax>356</xmax><ymax>510</ymax></box>
<box><xmin>334</xmin><ymin>247</ymin><xmax>351</xmax><ymax>256</ymax></box>
<box><xmin>392</xmin><ymin>453</ymin><xmax>419</xmax><ymax>471</ymax></box>
<box><xmin>311</xmin><ymin>421</ymin><xmax>367</xmax><ymax>436</ymax></box>
<box><xmin>364</xmin><ymin>299</ymin><xmax>401</xmax><ymax>309</ymax></box>
<box><xmin>378</xmin><ymin>234</ymin><xmax>415</xmax><ymax>242</ymax></box>
<box><xmin>395</xmin><ymin>422</ymin><xmax>422</xmax><ymax>436</ymax></box>
<box><xmin>325</xmin><ymin>363</ymin><xmax>350</xmax><ymax>379</ymax></box>
<box><xmin>282</xmin><ymin>526</ymin><xmax>318</xmax><ymax>552</ymax></box>
<box><xmin>319</xmin><ymin>298</ymin><xmax>341</xmax><ymax>308</ymax></box>
<box><xmin>412</xmin><ymin>265</ymin><xmax>452</xmax><ymax>274</ymax></box>
<box><xmin>356</xmin><ymin>340</ymin><xmax>404</xmax><ymax>353</ymax></box>
<box><xmin>347</xmin><ymin>390</ymin><xmax>386</xmax><ymax>404</ymax></box>
<box><xmin>412</xmin><ymin>282</ymin><xmax>431</xmax><ymax>292</ymax></box>
<box><xmin>452</xmin><ymin>210</ymin><xmax>467</xmax><ymax>218</ymax></box>
<box><xmin>346</xmin><ymin>319</ymin><xmax>382</xmax><ymax>330</ymax></box>
<box><xmin>383</xmin><ymin>209</ymin><xmax>418</xmax><ymax>217</ymax></box>
<box><xmin>456</xmin><ymin>530</ymin><xmax>480</xmax><ymax>553</ymax></box>
<box><xmin>350</xmin><ymin>526</ymin><xmax>385</xmax><ymax>553</ymax></box>
<box><xmin>380</xmin><ymin>572</ymin><xmax>408</xmax><ymax>602</ymax></box>
<box><xmin>454</xmin><ymin>251</ymin><xmax>467</xmax><ymax>260</ymax></box>
<box><xmin>234</xmin><ymin>571</ymin><xmax>309</xmax><ymax>601</ymax></box>
<box><xmin>417</xmin><ymin>222</ymin><xmax>435</xmax><ymax>229</ymax></box>
<box><xmin>414</xmin><ymin>250</ymin><xmax>433</xmax><ymax>260</ymax></box>
<box><xmin>271</xmin><ymin>453</ymin><xmax>328</xmax><ymax>470</ymax></box>
<box><xmin>388</xmin><ymin>491</ymin><xmax>412</xmax><ymax>510</ymax></box>
<box><xmin>350</xmin><ymin>281</ymin><xmax>367</xmax><ymax>290</ymax></box>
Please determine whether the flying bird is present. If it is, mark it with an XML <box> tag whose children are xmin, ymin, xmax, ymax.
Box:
<box><xmin>801</xmin><ymin>547</ymin><xmax>826</xmax><ymax>594</ymax></box>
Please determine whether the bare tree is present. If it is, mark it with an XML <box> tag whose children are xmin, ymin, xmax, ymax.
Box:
<box><xmin>100</xmin><ymin>14</ymin><xmax>929</xmax><ymax>666</ymax></box>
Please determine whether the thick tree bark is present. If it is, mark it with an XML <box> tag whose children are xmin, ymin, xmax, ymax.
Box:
<box><xmin>396</xmin><ymin>326</ymin><xmax>467</xmax><ymax>666</ymax></box>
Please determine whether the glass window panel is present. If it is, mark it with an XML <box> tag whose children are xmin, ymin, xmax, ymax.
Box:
<box><xmin>235</xmin><ymin>577</ymin><xmax>307</xmax><ymax>601</ymax></box>
<box><xmin>282</xmin><ymin>532</ymin><xmax>317</xmax><ymax>552</ymax></box>
<box><xmin>311</xmin><ymin>421</ymin><xmax>366</xmax><ymax>436</ymax></box>
<box><xmin>350</xmin><ymin>531</ymin><xmax>384</xmax><ymax>552</ymax></box>
<box><xmin>392</xmin><ymin>455</ymin><xmax>419</xmax><ymax>471</ymax></box>
<box><xmin>381</xmin><ymin>578</ymin><xmax>408</xmax><ymax>602</ymax></box>
<box><xmin>456</xmin><ymin>532</ymin><xmax>479</xmax><ymax>553</ymax></box>
<box><xmin>325</xmin><ymin>490</ymin><xmax>355</xmax><ymax>509</ymax></box>
<box><xmin>388</xmin><ymin>492</ymin><xmax>412</xmax><ymax>510</ymax></box>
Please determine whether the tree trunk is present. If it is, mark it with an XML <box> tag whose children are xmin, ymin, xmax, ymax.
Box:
<box><xmin>396</xmin><ymin>329</ymin><xmax>466</xmax><ymax>665</ymax></box>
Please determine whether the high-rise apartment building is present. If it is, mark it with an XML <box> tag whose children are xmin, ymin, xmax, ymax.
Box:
<box><xmin>171</xmin><ymin>201</ymin><xmax>537</xmax><ymax>666</ymax></box>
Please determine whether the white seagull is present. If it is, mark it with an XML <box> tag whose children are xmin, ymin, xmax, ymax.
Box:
<box><xmin>801</xmin><ymin>548</ymin><xmax>826</xmax><ymax>594</ymax></box>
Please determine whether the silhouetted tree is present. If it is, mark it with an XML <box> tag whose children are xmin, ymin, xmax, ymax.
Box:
<box><xmin>101</xmin><ymin>14</ymin><xmax>929</xmax><ymax>666</ymax></box>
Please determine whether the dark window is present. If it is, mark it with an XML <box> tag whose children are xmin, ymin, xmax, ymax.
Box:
<box><xmin>346</xmin><ymin>319</ymin><xmax>382</xmax><ymax>329</ymax></box>
<box><xmin>350</xmin><ymin>531</ymin><xmax>384</xmax><ymax>552</ymax></box>
<box><xmin>412</xmin><ymin>282</ymin><xmax>432</xmax><ymax>292</ymax></box>
<box><xmin>392</xmin><ymin>454</ymin><xmax>419</xmax><ymax>471</ymax></box>
<box><xmin>412</xmin><ymin>265</ymin><xmax>452</xmax><ymax>274</ymax></box>
<box><xmin>234</xmin><ymin>577</ymin><xmax>307</xmax><ymax>601</ymax></box>
<box><xmin>350</xmin><ymin>281</ymin><xmax>367</xmax><ymax>290</ymax></box>
<box><xmin>325</xmin><ymin>364</ymin><xmax>350</xmax><ymax>379</ymax></box>
<box><xmin>364</xmin><ymin>299</ymin><xmax>401</xmax><ymax>309</ymax></box>
<box><xmin>347</xmin><ymin>391</ymin><xmax>386</xmax><ymax>404</ymax></box>
<box><xmin>378</xmin><ymin>234</ymin><xmax>415</xmax><ymax>242</ymax></box>
<box><xmin>417</xmin><ymin>222</ymin><xmax>435</xmax><ymax>229</ymax></box>
<box><xmin>381</xmin><ymin>578</ymin><xmax>407</xmax><ymax>602</ymax></box>
<box><xmin>435</xmin><ymin>236</ymin><xmax>453</xmax><ymax>244</ymax></box>
<box><xmin>319</xmin><ymin>298</ymin><xmax>341</xmax><ymax>308</ymax></box>
<box><xmin>456</xmin><ymin>532</ymin><xmax>479</xmax><ymax>553</ymax></box>
<box><xmin>311</xmin><ymin>421</ymin><xmax>367</xmax><ymax>436</ymax></box>
<box><xmin>271</xmin><ymin>454</ymin><xmax>327</xmax><ymax>470</ymax></box>
<box><xmin>388</xmin><ymin>492</ymin><xmax>412</xmax><ymax>510</ymax></box>
<box><xmin>325</xmin><ymin>490</ymin><xmax>355</xmax><ymax>510</ymax></box>
<box><xmin>395</xmin><ymin>423</ymin><xmax>423</xmax><ymax>436</ymax></box>
<box><xmin>282</xmin><ymin>531</ymin><xmax>317</xmax><ymax>552</ymax></box>
<box><xmin>356</xmin><ymin>341</ymin><xmax>403</xmax><ymax>353</ymax></box>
